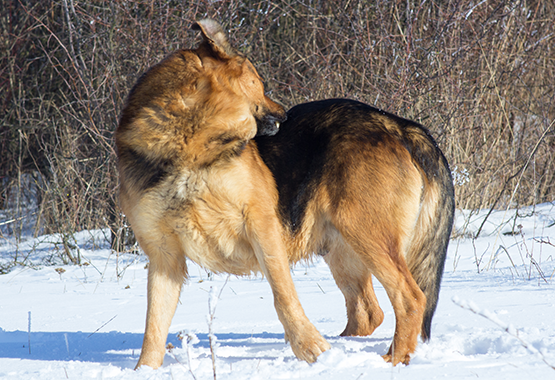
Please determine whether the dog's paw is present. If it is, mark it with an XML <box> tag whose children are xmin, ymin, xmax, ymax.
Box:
<box><xmin>284</xmin><ymin>331</ymin><xmax>290</xmax><ymax>343</ymax></box>
<box><xmin>382</xmin><ymin>352</ymin><xmax>411</xmax><ymax>366</ymax></box>
<box><xmin>287</xmin><ymin>324</ymin><xmax>331</xmax><ymax>363</ymax></box>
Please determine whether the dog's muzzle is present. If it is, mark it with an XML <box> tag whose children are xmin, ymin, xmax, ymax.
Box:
<box><xmin>256</xmin><ymin>115</ymin><xmax>286</xmax><ymax>137</ymax></box>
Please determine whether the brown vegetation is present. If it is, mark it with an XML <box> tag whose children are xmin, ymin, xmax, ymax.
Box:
<box><xmin>1</xmin><ymin>0</ymin><xmax>554</xmax><ymax>250</ymax></box>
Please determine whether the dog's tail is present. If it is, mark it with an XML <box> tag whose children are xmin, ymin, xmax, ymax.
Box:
<box><xmin>402</xmin><ymin>123</ymin><xmax>455</xmax><ymax>341</ymax></box>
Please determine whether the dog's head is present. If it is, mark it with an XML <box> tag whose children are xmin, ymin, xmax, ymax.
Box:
<box><xmin>193</xmin><ymin>19</ymin><xmax>286</xmax><ymax>136</ymax></box>
<box><xmin>117</xmin><ymin>19</ymin><xmax>286</xmax><ymax>173</ymax></box>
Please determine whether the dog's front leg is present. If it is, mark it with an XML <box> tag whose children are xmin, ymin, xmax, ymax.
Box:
<box><xmin>136</xmin><ymin>245</ymin><xmax>186</xmax><ymax>369</ymax></box>
<box><xmin>250</xmin><ymin>223</ymin><xmax>330</xmax><ymax>363</ymax></box>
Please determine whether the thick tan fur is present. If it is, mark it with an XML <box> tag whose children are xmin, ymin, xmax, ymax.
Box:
<box><xmin>116</xmin><ymin>19</ymin><xmax>454</xmax><ymax>370</ymax></box>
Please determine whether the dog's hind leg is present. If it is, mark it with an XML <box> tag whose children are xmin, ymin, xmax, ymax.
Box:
<box><xmin>320</xmin><ymin>135</ymin><xmax>428</xmax><ymax>365</ymax></box>
<box><xmin>135</xmin><ymin>234</ymin><xmax>187</xmax><ymax>369</ymax></box>
<box><xmin>323</xmin><ymin>240</ymin><xmax>384</xmax><ymax>337</ymax></box>
<box><xmin>336</xmin><ymin>222</ymin><xmax>426</xmax><ymax>366</ymax></box>
<box><xmin>326</xmin><ymin>169</ymin><xmax>426</xmax><ymax>364</ymax></box>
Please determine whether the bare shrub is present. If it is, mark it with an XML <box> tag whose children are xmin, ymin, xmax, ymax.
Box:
<box><xmin>1</xmin><ymin>0</ymin><xmax>553</xmax><ymax>256</ymax></box>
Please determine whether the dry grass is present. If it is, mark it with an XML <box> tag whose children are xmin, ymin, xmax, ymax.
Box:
<box><xmin>1</xmin><ymin>0</ymin><xmax>554</xmax><ymax>251</ymax></box>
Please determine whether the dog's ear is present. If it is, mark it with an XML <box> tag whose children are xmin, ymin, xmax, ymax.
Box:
<box><xmin>193</xmin><ymin>19</ymin><xmax>238</xmax><ymax>60</ymax></box>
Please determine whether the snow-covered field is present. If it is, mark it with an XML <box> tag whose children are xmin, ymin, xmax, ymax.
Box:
<box><xmin>1</xmin><ymin>204</ymin><xmax>555</xmax><ymax>379</ymax></box>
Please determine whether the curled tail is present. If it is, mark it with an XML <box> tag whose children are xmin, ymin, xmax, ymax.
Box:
<box><xmin>402</xmin><ymin>123</ymin><xmax>455</xmax><ymax>341</ymax></box>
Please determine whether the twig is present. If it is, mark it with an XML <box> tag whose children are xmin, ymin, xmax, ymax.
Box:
<box><xmin>168</xmin><ymin>338</ymin><xmax>198</xmax><ymax>380</ymax></box>
<box><xmin>453</xmin><ymin>297</ymin><xmax>555</xmax><ymax>371</ymax></box>
<box><xmin>86</xmin><ymin>315</ymin><xmax>117</xmax><ymax>338</ymax></box>
<box><xmin>28</xmin><ymin>311</ymin><xmax>31</xmax><ymax>355</ymax></box>
<box><xmin>208</xmin><ymin>287</ymin><xmax>218</xmax><ymax>380</ymax></box>
<box><xmin>207</xmin><ymin>276</ymin><xmax>230</xmax><ymax>380</ymax></box>
<box><xmin>0</xmin><ymin>212</ymin><xmax>37</xmax><ymax>227</ymax></box>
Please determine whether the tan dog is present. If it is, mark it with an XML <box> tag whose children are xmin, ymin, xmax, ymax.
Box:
<box><xmin>116</xmin><ymin>19</ymin><xmax>454</xmax><ymax>369</ymax></box>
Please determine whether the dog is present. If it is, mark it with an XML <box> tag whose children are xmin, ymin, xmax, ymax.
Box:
<box><xmin>115</xmin><ymin>19</ymin><xmax>455</xmax><ymax>369</ymax></box>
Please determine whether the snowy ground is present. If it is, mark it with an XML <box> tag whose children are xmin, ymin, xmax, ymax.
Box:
<box><xmin>1</xmin><ymin>203</ymin><xmax>555</xmax><ymax>379</ymax></box>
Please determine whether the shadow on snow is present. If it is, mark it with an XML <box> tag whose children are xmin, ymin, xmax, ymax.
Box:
<box><xmin>0</xmin><ymin>329</ymin><xmax>389</xmax><ymax>368</ymax></box>
<box><xmin>0</xmin><ymin>330</ymin><xmax>290</xmax><ymax>367</ymax></box>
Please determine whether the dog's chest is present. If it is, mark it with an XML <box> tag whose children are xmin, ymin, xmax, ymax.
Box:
<box><xmin>168</xmin><ymin>170</ymin><xmax>261</xmax><ymax>275</ymax></box>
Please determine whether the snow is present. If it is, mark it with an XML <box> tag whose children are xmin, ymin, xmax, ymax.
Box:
<box><xmin>1</xmin><ymin>203</ymin><xmax>555</xmax><ymax>379</ymax></box>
